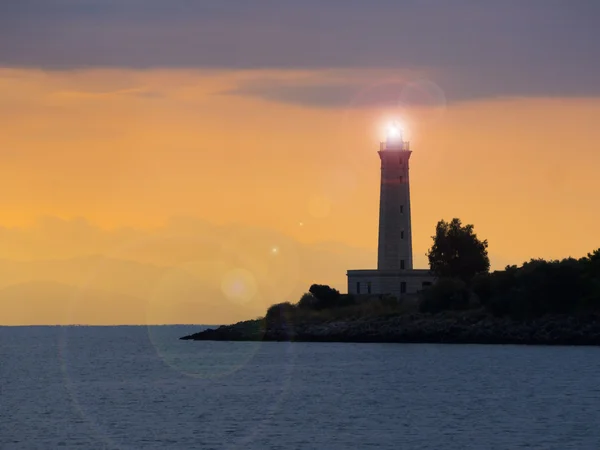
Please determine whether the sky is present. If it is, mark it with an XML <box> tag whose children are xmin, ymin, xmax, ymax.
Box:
<box><xmin>1</xmin><ymin>0</ymin><xmax>599</xmax><ymax>324</ymax></box>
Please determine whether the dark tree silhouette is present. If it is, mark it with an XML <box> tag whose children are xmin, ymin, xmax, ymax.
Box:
<box><xmin>427</xmin><ymin>218</ymin><xmax>490</xmax><ymax>283</ymax></box>
<box><xmin>308</xmin><ymin>284</ymin><xmax>341</xmax><ymax>309</ymax></box>
<box><xmin>265</xmin><ymin>302</ymin><xmax>295</xmax><ymax>324</ymax></box>
<box><xmin>297</xmin><ymin>292</ymin><xmax>319</xmax><ymax>310</ymax></box>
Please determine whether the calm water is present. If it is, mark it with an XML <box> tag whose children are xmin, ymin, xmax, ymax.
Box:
<box><xmin>2</xmin><ymin>326</ymin><xmax>600</xmax><ymax>449</ymax></box>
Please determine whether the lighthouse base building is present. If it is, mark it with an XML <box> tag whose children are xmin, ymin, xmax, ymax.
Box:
<box><xmin>347</xmin><ymin>269</ymin><xmax>434</xmax><ymax>299</ymax></box>
<box><xmin>347</xmin><ymin>125</ymin><xmax>435</xmax><ymax>298</ymax></box>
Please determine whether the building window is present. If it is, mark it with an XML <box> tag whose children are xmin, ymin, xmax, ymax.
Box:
<box><xmin>400</xmin><ymin>205</ymin><xmax>404</xmax><ymax>213</ymax></box>
<box><xmin>401</xmin><ymin>230</ymin><xmax>405</xmax><ymax>239</ymax></box>
<box><xmin>401</xmin><ymin>260</ymin><xmax>405</xmax><ymax>270</ymax></box>
<box><xmin>367</xmin><ymin>282</ymin><xmax>372</xmax><ymax>294</ymax></box>
<box><xmin>398</xmin><ymin>176</ymin><xmax>403</xmax><ymax>182</ymax></box>
<box><xmin>356</xmin><ymin>281</ymin><xmax>361</xmax><ymax>294</ymax></box>
<box><xmin>422</xmin><ymin>281</ymin><xmax>432</xmax><ymax>288</ymax></box>
<box><xmin>400</xmin><ymin>281</ymin><xmax>407</xmax><ymax>294</ymax></box>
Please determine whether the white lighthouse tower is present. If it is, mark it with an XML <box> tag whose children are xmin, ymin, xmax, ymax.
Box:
<box><xmin>377</xmin><ymin>122</ymin><xmax>413</xmax><ymax>272</ymax></box>
<box><xmin>347</xmin><ymin>123</ymin><xmax>433</xmax><ymax>298</ymax></box>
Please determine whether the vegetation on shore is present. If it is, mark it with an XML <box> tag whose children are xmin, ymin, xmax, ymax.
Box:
<box><xmin>181</xmin><ymin>219</ymin><xmax>600</xmax><ymax>344</ymax></box>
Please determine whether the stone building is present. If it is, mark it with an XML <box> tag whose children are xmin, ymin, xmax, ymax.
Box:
<box><xmin>347</xmin><ymin>124</ymin><xmax>435</xmax><ymax>298</ymax></box>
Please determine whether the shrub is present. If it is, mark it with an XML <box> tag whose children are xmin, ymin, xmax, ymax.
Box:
<box><xmin>265</xmin><ymin>302</ymin><xmax>296</xmax><ymax>324</ymax></box>
<box><xmin>419</xmin><ymin>278</ymin><xmax>470</xmax><ymax>313</ymax></box>
<box><xmin>480</xmin><ymin>254</ymin><xmax>600</xmax><ymax>319</ymax></box>
<box><xmin>297</xmin><ymin>292</ymin><xmax>319</xmax><ymax>310</ymax></box>
<box><xmin>336</xmin><ymin>294</ymin><xmax>357</xmax><ymax>308</ymax></box>
<box><xmin>308</xmin><ymin>284</ymin><xmax>341</xmax><ymax>310</ymax></box>
<box><xmin>380</xmin><ymin>294</ymin><xmax>400</xmax><ymax>308</ymax></box>
<box><xmin>471</xmin><ymin>273</ymin><xmax>493</xmax><ymax>305</ymax></box>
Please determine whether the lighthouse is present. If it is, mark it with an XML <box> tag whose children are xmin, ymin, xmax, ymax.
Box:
<box><xmin>346</xmin><ymin>123</ymin><xmax>434</xmax><ymax>299</ymax></box>
<box><xmin>377</xmin><ymin>122</ymin><xmax>413</xmax><ymax>271</ymax></box>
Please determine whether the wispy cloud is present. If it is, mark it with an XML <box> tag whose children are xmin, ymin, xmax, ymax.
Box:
<box><xmin>49</xmin><ymin>87</ymin><xmax>163</xmax><ymax>100</ymax></box>
<box><xmin>221</xmin><ymin>67</ymin><xmax>600</xmax><ymax>109</ymax></box>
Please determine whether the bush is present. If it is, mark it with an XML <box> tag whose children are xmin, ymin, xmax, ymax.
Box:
<box><xmin>263</xmin><ymin>248</ymin><xmax>600</xmax><ymax>322</ymax></box>
<box><xmin>471</xmin><ymin>273</ymin><xmax>492</xmax><ymax>305</ymax></box>
<box><xmin>419</xmin><ymin>278</ymin><xmax>470</xmax><ymax>313</ymax></box>
<box><xmin>379</xmin><ymin>294</ymin><xmax>400</xmax><ymax>308</ymax></box>
<box><xmin>308</xmin><ymin>284</ymin><xmax>341</xmax><ymax>310</ymax></box>
<box><xmin>297</xmin><ymin>293</ymin><xmax>319</xmax><ymax>310</ymax></box>
<box><xmin>480</xmin><ymin>254</ymin><xmax>600</xmax><ymax>319</ymax></box>
<box><xmin>265</xmin><ymin>302</ymin><xmax>296</xmax><ymax>324</ymax></box>
<box><xmin>336</xmin><ymin>294</ymin><xmax>357</xmax><ymax>308</ymax></box>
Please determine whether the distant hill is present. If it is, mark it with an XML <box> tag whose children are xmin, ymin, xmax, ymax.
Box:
<box><xmin>0</xmin><ymin>256</ymin><xmax>167</xmax><ymax>299</ymax></box>
<box><xmin>0</xmin><ymin>238</ymin><xmax>377</xmax><ymax>325</ymax></box>
<box><xmin>0</xmin><ymin>280</ymin><xmax>146</xmax><ymax>325</ymax></box>
<box><xmin>0</xmin><ymin>276</ymin><xmax>254</xmax><ymax>326</ymax></box>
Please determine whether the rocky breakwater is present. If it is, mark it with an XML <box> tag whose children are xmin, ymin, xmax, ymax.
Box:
<box><xmin>180</xmin><ymin>312</ymin><xmax>600</xmax><ymax>345</ymax></box>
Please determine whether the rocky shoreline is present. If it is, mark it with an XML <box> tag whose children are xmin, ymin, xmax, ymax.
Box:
<box><xmin>180</xmin><ymin>311</ymin><xmax>600</xmax><ymax>346</ymax></box>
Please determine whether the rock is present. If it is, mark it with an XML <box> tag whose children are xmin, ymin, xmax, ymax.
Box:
<box><xmin>179</xmin><ymin>312</ymin><xmax>600</xmax><ymax>345</ymax></box>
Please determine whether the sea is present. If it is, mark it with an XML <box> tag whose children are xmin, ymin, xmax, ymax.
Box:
<box><xmin>2</xmin><ymin>325</ymin><xmax>600</xmax><ymax>450</ymax></box>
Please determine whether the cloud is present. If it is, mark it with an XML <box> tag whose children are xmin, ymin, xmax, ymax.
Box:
<box><xmin>220</xmin><ymin>77</ymin><xmax>435</xmax><ymax>109</ymax></box>
<box><xmin>50</xmin><ymin>87</ymin><xmax>164</xmax><ymax>100</ymax></box>
<box><xmin>222</xmin><ymin>69</ymin><xmax>600</xmax><ymax>109</ymax></box>
<box><xmin>1</xmin><ymin>1</ymin><xmax>599</xmax><ymax>101</ymax></box>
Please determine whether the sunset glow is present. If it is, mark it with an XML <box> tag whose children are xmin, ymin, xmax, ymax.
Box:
<box><xmin>1</xmin><ymin>1</ymin><xmax>599</xmax><ymax>325</ymax></box>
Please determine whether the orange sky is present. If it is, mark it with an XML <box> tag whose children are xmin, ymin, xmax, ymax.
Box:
<box><xmin>1</xmin><ymin>67</ymin><xmax>599</xmax><ymax>324</ymax></box>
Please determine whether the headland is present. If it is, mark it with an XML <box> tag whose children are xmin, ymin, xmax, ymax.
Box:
<box><xmin>180</xmin><ymin>296</ymin><xmax>600</xmax><ymax>346</ymax></box>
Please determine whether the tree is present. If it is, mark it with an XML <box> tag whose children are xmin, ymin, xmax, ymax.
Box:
<box><xmin>427</xmin><ymin>218</ymin><xmax>490</xmax><ymax>283</ymax></box>
<box><xmin>586</xmin><ymin>249</ymin><xmax>600</xmax><ymax>277</ymax></box>
<box><xmin>308</xmin><ymin>284</ymin><xmax>341</xmax><ymax>309</ymax></box>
